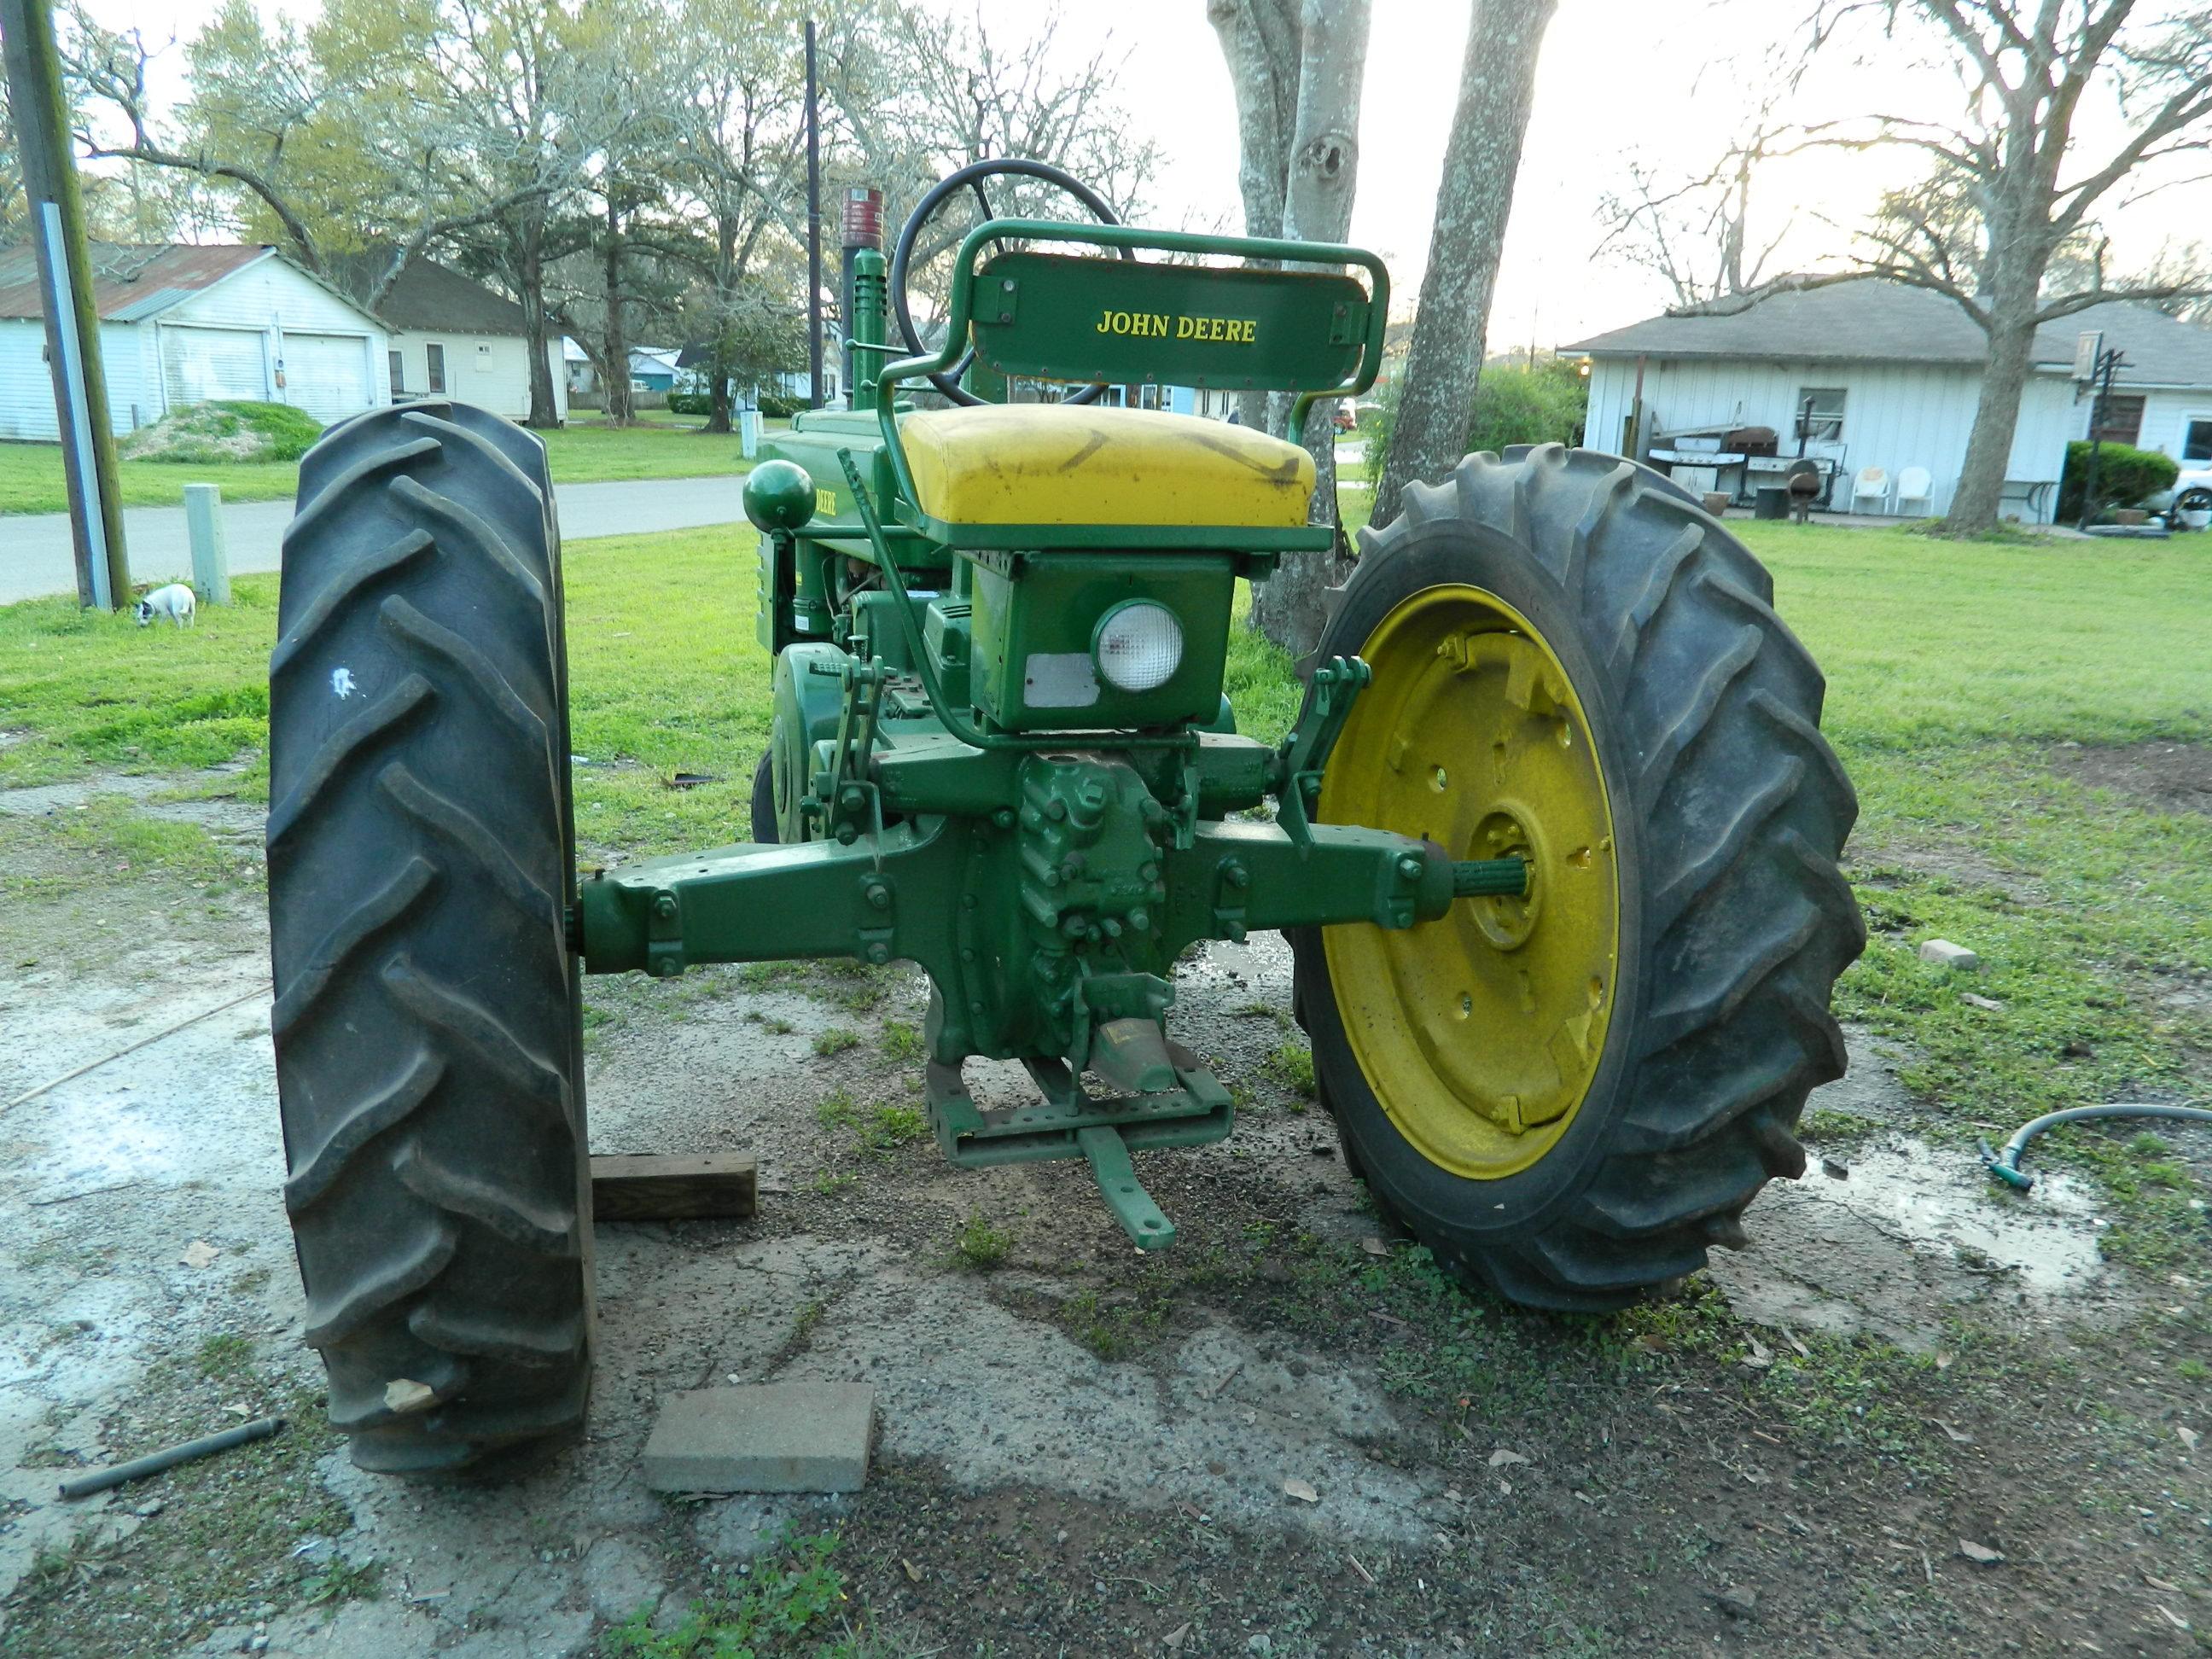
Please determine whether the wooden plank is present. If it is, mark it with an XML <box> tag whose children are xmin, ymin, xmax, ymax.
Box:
<box><xmin>590</xmin><ymin>1154</ymin><xmax>758</xmax><ymax>1223</ymax></box>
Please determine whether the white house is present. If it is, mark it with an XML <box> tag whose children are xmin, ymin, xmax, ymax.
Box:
<box><xmin>331</xmin><ymin>254</ymin><xmax>566</xmax><ymax>422</ymax></box>
<box><xmin>0</xmin><ymin>242</ymin><xmax>389</xmax><ymax>439</ymax></box>
<box><xmin>1563</xmin><ymin>282</ymin><xmax>2212</xmax><ymax>522</ymax></box>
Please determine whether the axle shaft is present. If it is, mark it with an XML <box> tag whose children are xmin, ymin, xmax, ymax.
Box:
<box><xmin>1452</xmin><ymin>856</ymin><xmax>1530</xmax><ymax>899</ymax></box>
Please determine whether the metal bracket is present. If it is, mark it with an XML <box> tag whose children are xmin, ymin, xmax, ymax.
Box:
<box><xmin>1272</xmin><ymin>655</ymin><xmax>1369</xmax><ymax>852</ymax></box>
<box><xmin>923</xmin><ymin>1051</ymin><xmax>1232</xmax><ymax>1250</ymax></box>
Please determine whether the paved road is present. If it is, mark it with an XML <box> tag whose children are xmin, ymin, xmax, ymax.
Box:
<box><xmin>0</xmin><ymin>474</ymin><xmax>754</xmax><ymax>605</ymax></box>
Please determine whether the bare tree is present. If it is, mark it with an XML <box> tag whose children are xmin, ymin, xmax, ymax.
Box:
<box><xmin>1593</xmin><ymin>116</ymin><xmax>1794</xmax><ymax>311</ymax></box>
<box><xmin>1371</xmin><ymin>0</ymin><xmax>1556</xmax><ymax>530</ymax></box>
<box><xmin>1211</xmin><ymin>0</ymin><xmax>1372</xmax><ymax>655</ymax></box>
<box><xmin>1680</xmin><ymin>3</ymin><xmax>2212</xmax><ymax>533</ymax></box>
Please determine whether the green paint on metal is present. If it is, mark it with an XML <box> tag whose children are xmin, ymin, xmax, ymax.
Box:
<box><xmin>967</xmin><ymin>550</ymin><xmax>1233</xmax><ymax>733</ymax></box>
<box><xmin>872</xmin><ymin>217</ymin><xmax>1388</xmax><ymax>533</ymax></box>
<box><xmin>969</xmin><ymin>250</ymin><xmax>1371</xmax><ymax>393</ymax></box>
<box><xmin>743</xmin><ymin>459</ymin><xmax>818</xmax><ymax>533</ymax></box>
<box><xmin>1077</xmin><ymin>1126</ymin><xmax>1178</xmax><ymax>1250</ymax></box>
<box><xmin>575</xmin><ymin>200</ymin><xmax>1446</xmax><ymax>1251</ymax></box>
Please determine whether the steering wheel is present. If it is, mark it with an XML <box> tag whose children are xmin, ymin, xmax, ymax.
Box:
<box><xmin>889</xmin><ymin>158</ymin><xmax>1124</xmax><ymax>407</ymax></box>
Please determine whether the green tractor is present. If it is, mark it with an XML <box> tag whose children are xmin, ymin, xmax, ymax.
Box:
<box><xmin>266</xmin><ymin>161</ymin><xmax>1863</xmax><ymax>1473</ymax></box>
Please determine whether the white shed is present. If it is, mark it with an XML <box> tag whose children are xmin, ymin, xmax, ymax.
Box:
<box><xmin>0</xmin><ymin>242</ymin><xmax>390</xmax><ymax>439</ymax></box>
<box><xmin>1563</xmin><ymin>281</ymin><xmax>2212</xmax><ymax>523</ymax></box>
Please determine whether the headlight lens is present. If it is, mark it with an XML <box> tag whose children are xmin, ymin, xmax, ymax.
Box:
<box><xmin>1092</xmin><ymin>601</ymin><xmax>1184</xmax><ymax>693</ymax></box>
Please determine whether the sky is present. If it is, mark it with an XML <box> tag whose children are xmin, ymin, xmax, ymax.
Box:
<box><xmin>81</xmin><ymin>0</ymin><xmax>2212</xmax><ymax>346</ymax></box>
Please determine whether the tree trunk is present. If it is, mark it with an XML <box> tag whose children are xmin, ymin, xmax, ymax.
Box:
<box><xmin>602</xmin><ymin>189</ymin><xmax>633</xmax><ymax>428</ymax></box>
<box><xmin>702</xmin><ymin>212</ymin><xmax>738</xmax><ymax>434</ymax></box>
<box><xmin>1249</xmin><ymin>0</ymin><xmax>1371</xmax><ymax>658</ymax></box>
<box><xmin>1942</xmin><ymin>298</ymin><xmax>2038</xmax><ymax>533</ymax></box>
<box><xmin>517</xmin><ymin>213</ymin><xmax>561</xmax><ymax>430</ymax></box>
<box><xmin>1371</xmin><ymin>0</ymin><xmax>1554</xmax><ymax>530</ymax></box>
<box><xmin>1208</xmin><ymin>0</ymin><xmax>1300</xmax><ymax>435</ymax></box>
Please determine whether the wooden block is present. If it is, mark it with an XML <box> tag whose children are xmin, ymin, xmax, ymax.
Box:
<box><xmin>590</xmin><ymin>1154</ymin><xmax>758</xmax><ymax>1223</ymax></box>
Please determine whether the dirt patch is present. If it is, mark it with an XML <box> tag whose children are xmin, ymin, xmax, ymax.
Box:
<box><xmin>0</xmin><ymin>776</ymin><xmax>2206</xmax><ymax>1657</ymax></box>
<box><xmin>2047</xmin><ymin>737</ymin><xmax>2212</xmax><ymax>818</ymax></box>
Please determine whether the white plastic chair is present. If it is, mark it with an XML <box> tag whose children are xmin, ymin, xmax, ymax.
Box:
<box><xmin>1850</xmin><ymin>466</ymin><xmax>1890</xmax><ymax>514</ymax></box>
<box><xmin>1895</xmin><ymin>466</ymin><xmax>1933</xmax><ymax>515</ymax></box>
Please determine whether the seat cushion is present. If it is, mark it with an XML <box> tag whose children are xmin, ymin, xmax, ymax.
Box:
<box><xmin>899</xmin><ymin>405</ymin><xmax>1314</xmax><ymax>530</ymax></box>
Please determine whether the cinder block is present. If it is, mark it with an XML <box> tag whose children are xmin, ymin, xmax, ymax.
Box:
<box><xmin>1917</xmin><ymin>938</ymin><xmax>1981</xmax><ymax>971</ymax></box>
<box><xmin>643</xmin><ymin>1383</ymin><xmax>875</xmax><ymax>1494</ymax></box>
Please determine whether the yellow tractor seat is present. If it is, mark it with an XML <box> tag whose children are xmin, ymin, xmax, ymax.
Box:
<box><xmin>899</xmin><ymin>405</ymin><xmax>1315</xmax><ymax>532</ymax></box>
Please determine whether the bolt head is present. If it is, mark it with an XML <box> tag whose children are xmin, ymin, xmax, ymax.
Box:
<box><xmin>864</xmin><ymin>882</ymin><xmax>892</xmax><ymax>911</ymax></box>
<box><xmin>1224</xmin><ymin>864</ymin><xmax>1249</xmax><ymax>889</ymax></box>
<box><xmin>1397</xmin><ymin>854</ymin><xmax>1424</xmax><ymax>881</ymax></box>
<box><xmin>865</xmin><ymin>942</ymin><xmax>891</xmax><ymax>964</ymax></box>
<box><xmin>653</xmin><ymin>894</ymin><xmax>678</xmax><ymax>919</ymax></box>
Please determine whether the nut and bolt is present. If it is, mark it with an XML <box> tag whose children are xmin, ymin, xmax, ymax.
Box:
<box><xmin>863</xmin><ymin>879</ymin><xmax>892</xmax><ymax>911</ymax></box>
<box><xmin>653</xmin><ymin>894</ymin><xmax>678</xmax><ymax>920</ymax></box>
<box><xmin>1397</xmin><ymin>854</ymin><xmax>1425</xmax><ymax>882</ymax></box>
<box><xmin>1222</xmin><ymin>863</ymin><xmax>1249</xmax><ymax>889</ymax></box>
<box><xmin>864</xmin><ymin>941</ymin><xmax>891</xmax><ymax>964</ymax></box>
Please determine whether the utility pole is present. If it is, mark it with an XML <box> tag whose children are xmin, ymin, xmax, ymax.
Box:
<box><xmin>803</xmin><ymin>19</ymin><xmax>824</xmax><ymax>410</ymax></box>
<box><xmin>1</xmin><ymin>0</ymin><xmax>130</xmax><ymax>608</ymax></box>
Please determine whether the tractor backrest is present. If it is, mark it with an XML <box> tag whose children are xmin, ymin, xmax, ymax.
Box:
<box><xmin>969</xmin><ymin>247</ymin><xmax>1378</xmax><ymax>396</ymax></box>
<box><xmin>885</xmin><ymin>218</ymin><xmax>1388</xmax><ymax>406</ymax></box>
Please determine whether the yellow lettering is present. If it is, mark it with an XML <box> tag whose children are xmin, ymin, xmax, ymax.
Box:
<box><xmin>816</xmin><ymin>488</ymin><xmax>837</xmax><ymax>517</ymax></box>
<box><xmin>1176</xmin><ymin>314</ymin><xmax>1195</xmax><ymax>340</ymax></box>
<box><xmin>1097</xmin><ymin>311</ymin><xmax>1112</xmax><ymax>333</ymax></box>
<box><xmin>1150</xmin><ymin>313</ymin><xmax>1168</xmax><ymax>336</ymax></box>
<box><xmin>1237</xmin><ymin>319</ymin><xmax>1257</xmax><ymax>343</ymax></box>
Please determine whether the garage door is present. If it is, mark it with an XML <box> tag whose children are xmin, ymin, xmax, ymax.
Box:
<box><xmin>280</xmin><ymin>333</ymin><xmax>373</xmax><ymax>423</ymax></box>
<box><xmin>160</xmin><ymin>325</ymin><xmax>268</xmax><ymax>408</ymax></box>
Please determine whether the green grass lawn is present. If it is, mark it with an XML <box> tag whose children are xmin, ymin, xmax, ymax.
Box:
<box><xmin>0</xmin><ymin>416</ymin><xmax>777</xmax><ymax>516</ymax></box>
<box><xmin>1</xmin><ymin>515</ymin><xmax>2207</xmax><ymax>1262</ymax></box>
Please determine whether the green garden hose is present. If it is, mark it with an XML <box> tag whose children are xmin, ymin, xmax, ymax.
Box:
<box><xmin>1979</xmin><ymin>1103</ymin><xmax>2212</xmax><ymax>1191</ymax></box>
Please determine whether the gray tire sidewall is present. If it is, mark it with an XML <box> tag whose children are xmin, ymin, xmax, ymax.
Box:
<box><xmin>1297</xmin><ymin>518</ymin><xmax>1652</xmax><ymax>1242</ymax></box>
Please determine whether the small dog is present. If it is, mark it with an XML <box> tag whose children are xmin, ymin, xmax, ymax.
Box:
<box><xmin>136</xmin><ymin>584</ymin><xmax>196</xmax><ymax>627</ymax></box>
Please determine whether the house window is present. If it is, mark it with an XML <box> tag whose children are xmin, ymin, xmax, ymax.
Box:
<box><xmin>1796</xmin><ymin>387</ymin><xmax>1845</xmax><ymax>442</ymax></box>
<box><xmin>2184</xmin><ymin>417</ymin><xmax>2212</xmax><ymax>463</ymax></box>
<box><xmin>427</xmin><ymin>343</ymin><xmax>447</xmax><ymax>394</ymax></box>
<box><xmin>475</xmin><ymin>341</ymin><xmax>493</xmax><ymax>373</ymax></box>
<box><xmin>2089</xmin><ymin>393</ymin><xmax>2144</xmax><ymax>447</ymax></box>
<box><xmin>387</xmin><ymin>350</ymin><xmax>404</xmax><ymax>394</ymax></box>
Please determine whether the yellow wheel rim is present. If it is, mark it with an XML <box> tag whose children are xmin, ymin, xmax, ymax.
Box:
<box><xmin>1319</xmin><ymin>585</ymin><xmax>1621</xmax><ymax>1179</ymax></box>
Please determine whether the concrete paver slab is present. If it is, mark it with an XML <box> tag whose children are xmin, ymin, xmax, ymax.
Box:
<box><xmin>642</xmin><ymin>1382</ymin><xmax>876</xmax><ymax>1494</ymax></box>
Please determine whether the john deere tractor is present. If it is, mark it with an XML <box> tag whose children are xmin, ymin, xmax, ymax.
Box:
<box><xmin>266</xmin><ymin>161</ymin><xmax>1863</xmax><ymax>1473</ymax></box>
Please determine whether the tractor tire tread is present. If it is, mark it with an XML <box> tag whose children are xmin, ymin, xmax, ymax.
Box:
<box><xmin>1301</xmin><ymin>443</ymin><xmax>1862</xmax><ymax>1311</ymax></box>
<box><xmin>270</xmin><ymin>405</ymin><xmax>591</xmax><ymax>1474</ymax></box>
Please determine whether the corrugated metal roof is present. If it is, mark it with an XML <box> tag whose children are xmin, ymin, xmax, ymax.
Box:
<box><xmin>0</xmin><ymin>242</ymin><xmax>272</xmax><ymax>322</ymax></box>
<box><xmin>1562</xmin><ymin>278</ymin><xmax>2212</xmax><ymax>389</ymax></box>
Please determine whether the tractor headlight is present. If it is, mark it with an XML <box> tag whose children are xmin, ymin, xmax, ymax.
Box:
<box><xmin>1092</xmin><ymin>601</ymin><xmax>1184</xmax><ymax>693</ymax></box>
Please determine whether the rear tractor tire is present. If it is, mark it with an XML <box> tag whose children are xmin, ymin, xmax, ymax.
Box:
<box><xmin>267</xmin><ymin>403</ymin><xmax>593</xmax><ymax>1473</ymax></box>
<box><xmin>1293</xmin><ymin>444</ymin><xmax>1865</xmax><ymax>1311</ymax></box>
